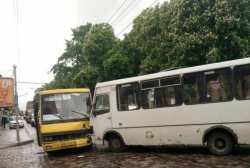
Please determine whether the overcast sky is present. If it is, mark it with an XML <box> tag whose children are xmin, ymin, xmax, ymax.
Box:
<box><xmin>0</xmin><ymin>0</ymin><xmax>166</xmax><ymax>111</ymax></box>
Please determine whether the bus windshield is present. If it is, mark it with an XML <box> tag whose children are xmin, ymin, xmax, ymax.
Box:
<box><xmin>41</xmin><ymin>92</ymin><xmax>90</xmax><ymax>123</ymax></box>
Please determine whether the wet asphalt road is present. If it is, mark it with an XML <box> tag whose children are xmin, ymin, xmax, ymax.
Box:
<box><xmin>1</xmin><ymin>143</ymin><xmax>250</xmax><ymax>168</ymax></box>
<box><xmin>1</xmin><ymin>123</ymin><xmax>250</xmax><ymax>168</ymax></box>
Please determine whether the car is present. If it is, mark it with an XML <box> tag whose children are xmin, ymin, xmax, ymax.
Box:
<box><xmin>9</xmin><ymin>116</ymin><xmax>24</xmax><ymax>129</ymax></box>
<box><xmin>25</xmin><ymin>114</ymin><xmax>32</xmax><ymax>123</ymax></box>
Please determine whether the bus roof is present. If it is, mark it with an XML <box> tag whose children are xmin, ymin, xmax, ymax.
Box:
<box><xmin>96</xmin><ymin>57</ymin><xmax>250</xmax><ymax>88</ymax></box>
<box><xmin>39</xmin><ymin>88</ymin><xmax>90</xmax><ymax>95</ymax></box>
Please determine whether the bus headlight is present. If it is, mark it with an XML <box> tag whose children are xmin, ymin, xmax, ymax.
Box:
<box><xmin>44</xmin><ymin>136</ymin><xmax>53</xmax><ymax>142</ymax></box>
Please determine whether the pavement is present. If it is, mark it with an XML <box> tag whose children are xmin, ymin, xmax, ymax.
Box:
<box><xmin>1</xmin><ymin>121</ymin><xmax>250</xmax><ymax>167</ymax></box>
<box><xmin>0</xmin><ymin>119</ymin><xmax>34</xmax><ymax>149</ymax></box>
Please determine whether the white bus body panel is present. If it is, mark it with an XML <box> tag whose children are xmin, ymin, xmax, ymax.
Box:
<box><xmin>92</xmin><ymin>96</ymin><xmax>250</xmax><ymax>146</ymax></box>
<box><xmin>91</xmin><ymin>58</ymin><xmax>250</xmax><ymax>146</ymax></box>
<box><xmin>108</xmin><ymin>100</ymin><xmax>250</xmax><ymax>146</ymax></box>
<box><xmin>90</xmin><ymin>86</ymin><xmax>114</xmax><ymax>143</ymax></box>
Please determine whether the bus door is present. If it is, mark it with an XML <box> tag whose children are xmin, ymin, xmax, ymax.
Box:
<box><xmin>91</xmin><ymin>87</ymin><xmax>112</xmax><ymax>143</ymax></box>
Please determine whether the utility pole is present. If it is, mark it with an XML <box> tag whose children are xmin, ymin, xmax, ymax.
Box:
<box><xmin>13</xmin><ymin>65</ymin><xmax>20</xmax><ymax>144</ymax></box>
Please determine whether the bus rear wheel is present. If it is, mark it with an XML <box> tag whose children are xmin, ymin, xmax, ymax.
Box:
<box><xmin>108</xmin><ymin>135</ymin><xmax>124</xmax><ymax>152</ymax></box>
<box><xmin>207</xmin><ymin>132</ymin><xmax>233</xmax><ymax>156</ymax></box>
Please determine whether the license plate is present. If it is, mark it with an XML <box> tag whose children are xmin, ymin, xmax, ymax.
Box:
<box><xmin>62</xmin><ymin>142</ymin><xmax>75</xmax><ymax>147</ymax></box>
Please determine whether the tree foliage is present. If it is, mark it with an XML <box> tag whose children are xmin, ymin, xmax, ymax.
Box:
<box><xmin>44</xmin><ymin>0</ymin><xmax>250</xmax><ymax>92</ymax></box>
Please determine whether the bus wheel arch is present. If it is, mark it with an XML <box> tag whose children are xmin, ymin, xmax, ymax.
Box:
<box><xmin>203</xmin><ymin>125</ymin><xmax>238</xmax><ymax>155</ymax></box>
<box><xmin>103</xmin><ymin>130</ymin><xmax>125</xmax><ymax>152</ymax></box>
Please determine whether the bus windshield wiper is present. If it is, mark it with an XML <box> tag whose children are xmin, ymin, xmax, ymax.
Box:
<box><xmin>52</xmin><ymin>113</ymin><xmax>64</xmax><ymax>121</ymax></box>
<box><xmin>71</xmin><ymin>111</ymin><xmax>89</xmax><ymax>119</ymax></box>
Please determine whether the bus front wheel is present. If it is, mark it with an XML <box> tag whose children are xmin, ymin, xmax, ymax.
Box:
<box><xmin>108</xmin><ymin>135</ymin><xmax>124</xmax><ymax>152</ymax></box>
<box><xmin>207</xmin><ymin>132</ymin><xmax>233</xmax><ymax>156</ymax></box>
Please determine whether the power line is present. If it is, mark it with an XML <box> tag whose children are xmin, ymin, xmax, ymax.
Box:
<box><xmin>116</xmin><ymin>0</ymin><xmax>159</xmax><ymax>37</ymax></box>
<box><xmin>117</xmin><ymin>22</ymin><xmax>133</xmax><ymax>37</ymax></box>
<box><xmin>113</xmin><ymin>0</ymin><xmax>142</xmax><ymax>28</ymax></box>
<box><xmin>107</xmin><ymin>0</ymin><xmax>129</xmax><ymax>23</ymax></box>
<box><xmin>110</xmin><ymin>0</ymin><xmax>137</xmax><ymax>26</ymax></box>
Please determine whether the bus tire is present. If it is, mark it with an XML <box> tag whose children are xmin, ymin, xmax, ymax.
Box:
<box><xmin>207</xmin><ymin>132</ymin><xmax>233</xmax><ymax>156</ymax></box>
<box><xmin>108</xmin><ymin>135</ymin><xmax>124</xmax><ymax>152</ymax></box>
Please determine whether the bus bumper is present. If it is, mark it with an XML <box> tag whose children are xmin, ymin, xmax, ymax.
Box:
<box><xmin>42</xmin><ymin>137</ymin><xmax>91</xmax><ymax>152</ymax></box>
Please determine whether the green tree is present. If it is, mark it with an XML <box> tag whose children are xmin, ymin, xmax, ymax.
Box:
<box><xmin>48</xmin><ymin>23</ymin><xmax>92</xmax><ymax>89</ymax></box>
<box><xmin>82</xmin><ymin>23</ymin><xmax>118</xmax><ymax>82</ymax></box>
<box><xmin>128</xmin><ymin>5</ymin><xmax>164</xmax><ymax>74</ymax></box>
<box><xmin>214</xmin><ymin>0</ymin><xmax>250</xmax><ymax>62</ymax></box>
<box><xmin>104</xmin><ymin>35</ymin><xmax>141</xmax><ymax>80</ymax></box>
<box><xmin>46</xmin><ymin>0</ymin><xmax>250</xmax><ymax>91</ymax></box>
<box><xmin>126</xmin><ymin>0</ymin><xmax>249</xmax><ymax>72</ymax></box>
<box><xmin>170</xmin><ymin>0</ymin><xmax>250</xmax><ymax>66</ymax></box>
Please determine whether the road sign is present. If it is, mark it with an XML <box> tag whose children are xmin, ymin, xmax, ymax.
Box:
<box><xmin>0</xmin><ymin>78</ymin><xmax>14</xmax><ymax>107</ymax></box>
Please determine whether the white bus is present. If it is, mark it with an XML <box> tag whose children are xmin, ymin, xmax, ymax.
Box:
<box><xmin>90</xmin><ymin>58</ymin><xmax>250</xmax><ymax>155</ymax></box>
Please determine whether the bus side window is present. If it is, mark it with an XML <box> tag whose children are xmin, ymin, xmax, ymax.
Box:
<box><xmin>160</xmin><ymin>76</ymin><xmax>182</xmax><ymax>107</ymax></box>
<box><xmin>141</xmin><ymin>89</ymin><xmax>156</xmax><ymax>109</ymax></box>
<box><xmin>93</xmin><ymin>94</ymin><xmax>110</xmax><ymax>116</ymax></box>
<box><xmin>183</xmin><ymin>74</ymin><xmax>200</xmax><ymax>104</ymax></box>
<box><xmin>205</xmin><ymin>68</ymin><xmax>232</xmax><ymax>102</ymax></box>
<box><xmin>161</xmin><ymin>86</ymin><xmax>178</xmax><ymax>106</ymax></box>
<box><xmin>117</xmin><ymin>83</ymin><xmax>140</xmax><ymax>111</ymax></box>
<box><xmin>141</xmin><ymin>76</ymin><xmax>182</xmax><ymax>109</ymax></box>
<box><xmin>242</xmin><ymin>77</ymin><xmax>250</xmax><ymax>98</ymax></box>
<box><xmin>234</xmin><ymin>64</ymin><xmax>250</xmax><ymax>100</ymax></box>
<box><xmin>184</xmin><ymin>68</ymin><xmax>232</xmax><ymax>105</ymax></box>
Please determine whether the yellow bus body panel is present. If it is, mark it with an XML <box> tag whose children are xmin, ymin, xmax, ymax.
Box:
<box><xmin>42</xmin><ymin>137</ymin><xmax>91</xmax><ymax>152</ymax></box>
<box><xmin>39</xmin><ymin>88</ymin><xmax>90</xmax><ymax>95</ymax></box>
<box><xmin>40</xmin><ymin>121</ymin><xmax>91</xmax><ymax>152</ymax></box>
<box><xmin>38</xmin><ymin>88</ymin><xmax>92</xmax><ymax>152</ymax></box>
<box><xmin>41</xmin><ymin>121</ymin><xmax>90</xmax><ymax>133</ymax></box>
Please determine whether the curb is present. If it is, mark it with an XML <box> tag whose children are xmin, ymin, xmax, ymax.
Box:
<box><xmin>0</xmin><ymin>139</ymin><xmax>34</xmax><ymax>150</ymax></box>
<box><xmin>9</xmin><ymin>139</ymin><xmax>34</xmax><ymax>148</ymax></box>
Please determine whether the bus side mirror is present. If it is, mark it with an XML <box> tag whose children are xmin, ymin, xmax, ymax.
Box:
<box><xmin>90</xmin><ymin>126</ymin><xmax>93</xmax><ymax>134</ymax></box>
<box><xmin>91</xmin><ymin>109</ymin><xmax>96</xmax><ymax>117</ymax></box>
<box><xmin>91</xmin><ymin>102</ymin><xmax>97</xmax><ymax>117</ymax></box>
<box><xmin>33</xmin><ymin>93</ymin><xmax>39</xmax><ymax>114</ymax></box>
